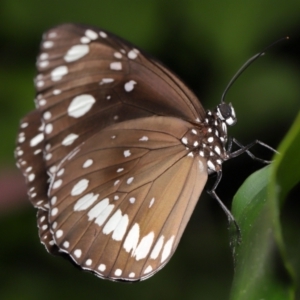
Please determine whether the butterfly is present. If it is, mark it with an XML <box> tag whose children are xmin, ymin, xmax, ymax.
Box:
<box><xmin>15</xmin><ymin>23</ymin><xmax>273</xmax><ymax>282</ymax></box>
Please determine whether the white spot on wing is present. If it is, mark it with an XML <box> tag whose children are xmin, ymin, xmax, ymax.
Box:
<box><xmin>114</xmin><ymin>269</ymin><xmax>122</xmax><ymax>276</ymax></box>
<box><xmin>88</xmin><ymin>199</ymin><xmax>109</xmax><ymax>220</ymax></box>
<box><xmin>83</xmin><ymin>159</ymin><xmax>93</xmax><ymax>168</ymax></box>
<box><xmin>99</xmin><ymin>31</ymin><xmax>107</xmax><ymax>38</ymax></box>
<box><xmin>43</xmin><ymin>41</ymin><xmax>53</xmax><ymax>48</ymax></box>
<box><xmin>64</xmin><ymin>45</ymin><xmax>89</xmax><ymax>62</ymax></box>
<box><xmin>214</xmin><ymin>146</ymin><xmax>221</xmax><ymax>155</ymax></box>
<box><xmin>129</xmin><ymin>197</ymin><xmax>135</xmax><ymax>204</ymax></box>
<box><xmin>150</xmin><ymin>235</ymin><xmax>164</xmax><ymax>259</ymax></box>
<box><xmin>103</xmin><ymin>209</ymin><xmax>129</xmax><ymax>242</ymax></box>
<box><xmin>144</xmin><ymin>265</ymin><xmax>153</xmax><ymax>274</ymax></box>
<box><xmin>98</xmin><ymin>264</ymin><xmax>106</xmax><ymax>272</ymax></box>
<box><xmin>85</xmin><ymin>29</ymin><xmax>98</xmax><ymax>40</ymax></box>
<box><xmin>43</xmin><ymin>111</ymin><xmax>51</xmax><ymax>120</ymax></box>
<box><xmin>80</xmin><ymin>36</ymin><xmax>90</xmax><ymax>44</ymax></box>
<box><xmin>94</xmin><ymin>204</ymin><xmax>115</xmax><ymax>226</ymax></box>
<box><xmin>30</xmin><ymin>133</ymin><xmax>44</xmax><ymax>147</ymax></box>
<box><xmin>207</xmin><ymin>160</ymin><xmax>215</xmax><ymax>171</ymax></box>
<box><xmin>124</xmin><ymin>80</ymin><xmax>136</xmax><ymax>92</ymax></box>
<box><xmin>123</xmin><ymin>223</ymin><xmax>139</xmax><ymax>253</ymax></box>
<box><xmin>139</xmin><ymin>136</ymin><xmax>148</xmax><ymax>141</ymax></box>
<box><xmin>57</xmin><ymin>169</ymin><xmax>64</xmax><ymax>177</ymax></box>
<box><xmin>52</xmin><ymin>179</ymin><xmax>62</xmax><ymax>189</ymax></box>
<box><xmin>181</xmin><ymin>137</ymin><xmax>188</xmax><ymax>145</ymax></box>
<box><xmin>103</xmin><ymin>209</ymin><xmax>122</xmax><ymax>235</ymax></box>
<box><xmin>87</xmin><ymin>198</ymin><xmax>114</xmax><ymax>226</ymax></box>
<box><xmin>39</xmin><ymin>99</ymin><xmax>46</xmax><ymax>106</ymax></box>
<box><xmin>51</xmin><ymin>207</ymin><xmax>58</xmax><ymax>216</ymax></box>
<box><xmin>161</xmin><ymin>235</ymin><xmax>175</xmax><ymax>263</ymax></box>
<box><xmin>71</xmin><ymin>179</ymin><xmax>89</xmax><ymax>196</ymax></box>
<box><xmin>110</xmin><ymin>62</ymin><xmax>122</xmax><ymax>70</ymax></box>
<box><xmin>74</xmin><ymin>193</ymin><xmax>99</xmax><ymax>211</ymax></box>
<box><xmin>114</xmin><ymin>52</ymin><xmax>122</xmax><ymax>59</ymax></box>
<box><xmin>74</xmin><ymin>249</ymin><xmax>82</xmax><ymax>258</ymax></box>
<box><xmin>45</xmin><ymin>124</ymin><xmax>53</xmax><ymax>134</ymax></box>
<box><xmin>99</xmin><ymin>78</ymin><xmax>114</xmax><ymax>85</ymax></box>
<box><xmin>53</xmin><ymin>89</ymin><xmax>61</xmax><ymax>95</ymax></box>
<box><xmin>133</xmin><ymin>231</ymin><xmax>155</xmax><ymax>261</ymax></box>
<box><xmin>68</xmin><ymin>94</ymin><xmax>96</xmax><ymax>118</ymax></box>
<box><xmin>51</xmin><ymin>66</ymin><xmax>68</xmax><ymax>81</ymax></box>
<box><xmin>45</xmin><ymin>153</ymin><xmax>52</xmax><ymax>161</ymax></box>
<box><xmin>50</xmin><ymin>196</ymin><xmax>57</xmax><ymax>206</ymax></box>
<box><xmin>149</xmin><ymin>197</ymin><xmax>155</xmax><ymax>208</ymax></box>
<box><xmin>127</xmin><ymin>177</ymin><xmax>134</xmax><ymax>184</ymax></box>
<box><xmin>39</xmin><ymin>61</ymin><xmax>49</xmax><ymax>68</ymax></box>
<box><xmin>128</xmin><ymin>49</ymin><xmax>139</xmax><ymax>59</ymax></box>
<box><xmin>112</xmin><ymin>214</ymin><xmax>129</xmax><ymax>241</ymax></box>
<box><xmin>62</xmin><ymin>133</ymin><xmax>79</xmax><ymax>146</ymax></box>
<box><xmin>40</xmin><ymin>53</ymin><xmax>48</xmax><ymax>60</ymax></box>
<box><xmin>124</xmin><ymin>150</ymin><xmax>131</xmax><ymax>157</ymax></box>
<box><xmin>56</xmin><ymin>230</ymin><xmax>63</xmax><ymax>238</ymax></box>
<box><xmin>36</xmin><ymin>81</ymin><xmax>44</xmax><ymax>87</ymax></box>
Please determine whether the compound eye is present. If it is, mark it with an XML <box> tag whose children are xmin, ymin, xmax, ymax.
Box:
<box><xmin>218</xmin><ymin>103</ymin><xmax>232</xmax><ymax>118</ymax></box>
<box><xmin>217</xmin><ymin>103</ymin><xmax>237</xmax><ymax>126</ymax></box>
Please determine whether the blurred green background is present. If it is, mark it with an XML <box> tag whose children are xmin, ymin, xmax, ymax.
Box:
<box><xmin>0</xmin><ymin>1</ymin><xmax>299</xmax><ymax>299</ymax></box>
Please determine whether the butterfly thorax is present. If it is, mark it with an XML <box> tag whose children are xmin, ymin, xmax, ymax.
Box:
<box><xmin>181</xmin><ymin>102</ymin><xmax>237</xmax><ymax>174</ymax></box>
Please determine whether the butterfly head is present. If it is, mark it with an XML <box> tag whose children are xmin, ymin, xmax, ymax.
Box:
<box><xmin>215</xmin><ymin>103</ymin><xmax>237</xmax><ymax>126</ymax></box>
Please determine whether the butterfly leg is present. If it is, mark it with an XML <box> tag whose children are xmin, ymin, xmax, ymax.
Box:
<box><xmin>207</xmin><ymin>171</ymin><xmax>241</xmax><ymax>242</ymax></box>
<box><xmin>228</xmin><ymin>138</ymin><xmax>278</xmax><ymax>163</ymax></box>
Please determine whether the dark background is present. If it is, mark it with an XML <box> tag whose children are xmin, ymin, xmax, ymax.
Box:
<box><xmin>0</xmin><ymin>1</ymin><xmax>299</xmax><ymax>299</ymax></box>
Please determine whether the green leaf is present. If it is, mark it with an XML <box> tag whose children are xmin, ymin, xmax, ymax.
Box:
<box><xmin>229</xmin><ymin>112</ymin><xmax>300</xmax><ymax>300</ymax></box>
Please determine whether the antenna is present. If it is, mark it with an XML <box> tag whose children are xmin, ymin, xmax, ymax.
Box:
<box><xmin>221</xmin><ymin>36</ymin><xmax>289</xmax><ymax>103</ymax></box>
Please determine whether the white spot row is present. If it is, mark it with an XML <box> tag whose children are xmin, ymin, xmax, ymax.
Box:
<box><xmin>123</xmin><ymin>222</ymin><xmax>175</xmax><ymax>263</ymax></box>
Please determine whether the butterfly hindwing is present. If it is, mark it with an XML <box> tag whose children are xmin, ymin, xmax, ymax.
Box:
<box><xmin>46</xmin><ymin>116</ymin><xmax>208</xmax><ymax>281</ymax></box>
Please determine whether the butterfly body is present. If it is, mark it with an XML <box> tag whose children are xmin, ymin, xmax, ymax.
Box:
<box><xmin>16</xmin><ymin>23</ymin><xmax>238</xmax><ymax>281</ymax></box>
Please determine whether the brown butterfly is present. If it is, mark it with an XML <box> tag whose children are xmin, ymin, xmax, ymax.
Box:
<box><xmin>15</xmin><ymin>23</ymin><xmax>275</xmax><ymax>281</ymax></box>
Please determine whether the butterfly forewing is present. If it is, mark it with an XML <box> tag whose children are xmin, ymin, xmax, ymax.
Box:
<box><xmin>46</xmin><ymin>116</ymin><xmax>207</xmax><ymax>281</ymax></box>
<box><xmin>35</xmin><ymin>24</ymin><xmax>205</xmax><ymax>172</ymax></box>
